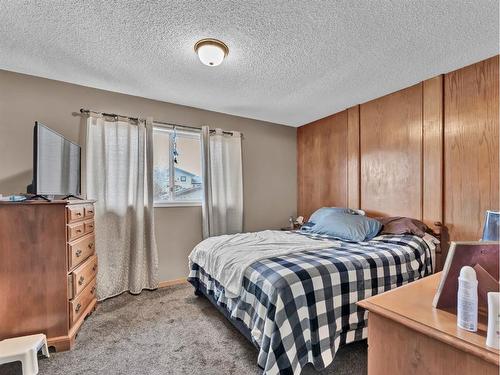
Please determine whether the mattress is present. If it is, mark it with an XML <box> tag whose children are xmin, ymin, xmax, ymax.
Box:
<box><xmin>188</xmin><ymin>232</ymin><xmax>433</xmax><ymax>375</ymax></box>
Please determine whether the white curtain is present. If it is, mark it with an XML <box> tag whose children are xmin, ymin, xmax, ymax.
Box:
<box><xmin>201</xmin><ymin>127</ymin><xmax>243</xmax><ymax>238</ymax></box>
<box><xmin>86</xmin><ymin>116</ymin><xmax>159</xmax><ymax>300</ymax></box>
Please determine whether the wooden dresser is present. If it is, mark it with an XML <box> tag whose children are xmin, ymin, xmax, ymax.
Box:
<box><xmin>0</xmin><ymin>200</ymin><xmax>97</xmax><ymax>351</ymax></box>
<box><xmin>358</xmin><ymin>273</ymin><xmax>499</xmax><ymax>375</ymax></box>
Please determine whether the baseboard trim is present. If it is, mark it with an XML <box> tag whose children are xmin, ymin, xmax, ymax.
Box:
<box><xmin>158</xmin><ymin>278</ymin><xmax>188</xmax><ymax>288</ymax></box>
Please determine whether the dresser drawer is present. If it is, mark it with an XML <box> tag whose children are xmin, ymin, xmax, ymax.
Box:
<box><xmin>68</xmin><ymin>234</ymin><xmax>95</xmax><ymax>270</ymax></box>
<box><xmin>67</xmin><ymin>221</ymin><xmax>85</xmax><ymax>242</ymax></box>
<box><xmin>68</xmin><ymin>255</ymin><xmax>98</xmax><ymax>299</ymax></box>
<box><xmin>69</xmin><ymin>277</ymin><xmax>97</xmax><ymax>326</ymax></box>
<box><xmin>84</xmin><ymin>205</ymin><xmax>95</xmax><ymax>219</ymax></box>
<box><xmin>84</xmin><ymin>219</ymin><xmax>95</xmax><ymax>235</ymax></box>
<box><xmin>67</xmin><ymin>205</ymin><xmax>85</xmax><ymax>223</ymax></box>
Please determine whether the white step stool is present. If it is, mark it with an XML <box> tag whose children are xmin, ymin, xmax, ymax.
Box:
<box><xmin>0</xmin><ymin>334</ymin><xmax>49</xmax><ymax>375</ymax></box>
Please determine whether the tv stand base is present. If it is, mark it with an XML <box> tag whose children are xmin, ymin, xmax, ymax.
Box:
<box><xmin>26</xmin><ymin>194</ymin><xmax>51</xmax><ymax>202</ymax></box>
<box><xmin>62</xmin><ymin>195</ymin><xmax>84</xmax><ymax>200</ymax></box>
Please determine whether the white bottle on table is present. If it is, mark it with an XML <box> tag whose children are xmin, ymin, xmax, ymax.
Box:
<box><xmin>457</xmin><ymin>266</ymin><xmax>478</xmax><ymax>332</ymax></box>
<box><xmin>486</xmin><ymin>292</ymin><xmax>500</xmax><ymax>349</ymax></box>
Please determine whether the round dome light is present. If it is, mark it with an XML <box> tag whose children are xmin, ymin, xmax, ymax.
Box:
<box><xmin>194</xmin><ymin>38</ymin><xmax>229</xmax><ymax>67</ymax></box>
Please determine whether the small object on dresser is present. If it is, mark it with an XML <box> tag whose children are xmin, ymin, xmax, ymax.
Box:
<box><xmin>486</xmin><ymin>292</ymin><xmax>500</xmax><ymax>349</ymax></box>
<box><xmin>0</xmin><ymin>194</ymin><xmax>27</xmax><ymax>202</ymax></box>
<box><xmin>457</xmin><ymin>266</ymin><xmax>478</xmax><ymax>332</ymax></box>
<box><xmin>433</xmin><ymin>241</ymin><xmax>499</xmax><ymax>310</ymax></box>
<box><xmin>482</xmin><ymin>211</ymin><xmax>500</xmax><ymax>241</ymax></box>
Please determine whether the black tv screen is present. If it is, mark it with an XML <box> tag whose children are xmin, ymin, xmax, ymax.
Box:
<box><xmin>31</xmin><ymin>122</ymin><xmax>81</xmax><ymax>196</ymax></box>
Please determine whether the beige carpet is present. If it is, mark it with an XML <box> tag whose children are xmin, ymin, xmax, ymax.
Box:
<box><xmin>0</xmin><ymin>284</ymin><xmax>367</xmax><ymax>375</ymax></box>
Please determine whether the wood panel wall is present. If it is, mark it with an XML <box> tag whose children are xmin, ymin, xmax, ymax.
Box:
<box><xmin>297</xmin><ymin>55</ymin><xmax>499</xmax><ymax>244</ymax></box>
<box><xmin>347</xmin><ymin>106</ymin><xmax>360</xmax><ymax>209</ymax></box>
<box><xmin>360</xmin><ymin>83</ymin><xmax>423</xmax><ymax>218</ymax></box>
<box><xmin>444</xmin><ymin>56</ymin><xmax>499</xmax><ymax>241</ymax></box>
<box><xmin>422</xmin><ymin>76</ymin><xmax>444</xmax><ymax>230</ymax></box>
<box><xmin>297</xmin><ymin>111</ymin><xmax>348</xmax><ymax>219</ymax></box>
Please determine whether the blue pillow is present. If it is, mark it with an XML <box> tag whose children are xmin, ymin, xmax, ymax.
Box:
<box><xmin>310</xmin><ymin>212</ymin><xmax>381</xmax><ymax>242</ymax></box>
<box><xmin>309</xmin><ymin>207</ymin><xmax>358</xmax><ymax>224</ymax></box>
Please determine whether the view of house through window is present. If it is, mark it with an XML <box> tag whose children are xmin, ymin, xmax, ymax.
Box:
<box><xmin>153</xmin><ymin>127</ymin><xmax>203</xmax><ymax>204</ymax></box>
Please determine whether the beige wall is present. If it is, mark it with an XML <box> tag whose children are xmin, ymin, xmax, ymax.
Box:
<box><xmin>0</xmin><ymin>69</ymin><xmax>297</xmax><ymax>281</ymax></box>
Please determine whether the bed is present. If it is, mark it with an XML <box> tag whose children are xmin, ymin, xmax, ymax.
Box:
<box><xmin>188</xmin><ymin>226</ymin><xmax>438</xmax><ymax>375</ymax></box>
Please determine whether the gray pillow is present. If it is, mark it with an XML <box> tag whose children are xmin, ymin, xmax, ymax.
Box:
<box><xmin>376</xmin><ymin>217</ymin><xmax>429</xmax><ymax>237</ymax></box>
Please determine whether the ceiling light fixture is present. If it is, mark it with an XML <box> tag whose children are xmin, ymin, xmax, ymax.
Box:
<box><xmin>194</xmin><ymin>38</ymin><xmax>229</xmax><ymax>67</ymax></box>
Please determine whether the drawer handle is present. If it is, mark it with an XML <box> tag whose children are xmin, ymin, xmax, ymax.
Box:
<box><xmin>88</xmin><ymin>243</ymin><xmax>94</xmax><ymax>249</ymax></box>
<box><xmin>91</xmin><ymin>286</ymin><xmax>96</xmax><ymax>294</ymax></box>
<box><xmin>88</xmin><ymin>224</ymin><xmax>94</xmax><ymax>229</ymax></box>
<box><xmin>92</xmin><ymin>264</ymin><xmax>97</xmax><ymax>272</ymax></box>
<box><xmin>88</xmin><ymin>210</ymin><xmax>94</xmax><ymax>214</ymax></box>
<box><xmin>78</xmin><ymin>276</ymin><xmax>85</xmax><ymax>285</ymax></box>
<box><xmin>75</xmin><ymin>212</ymin><xmax>82</xmax><ymax>216</ymax></box>
<box><xmin>76</xmin><ymin>249</ymin><xmax>82</xmax><ymax>257</ymax></box>
<box><xmin>75</xmin><ymin>303</ymin><xmax>81</xmax><ymax>312</ymax></box>
<box><xmin>76</xmin><ymin>229</ymin><xmax>82</xmax><ymax>233</ymax></box>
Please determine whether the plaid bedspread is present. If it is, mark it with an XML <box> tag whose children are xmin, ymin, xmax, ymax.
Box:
<box><xmin>188</xmin><ymin>233</ymin><xmax>433</xmax><ymax>374</ymax></box>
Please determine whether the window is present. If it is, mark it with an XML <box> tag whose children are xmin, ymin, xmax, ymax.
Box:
<box><xmin>153</xmin><ymin>127</ymin><xmax>203</xmax><ymax>206</ymax></box>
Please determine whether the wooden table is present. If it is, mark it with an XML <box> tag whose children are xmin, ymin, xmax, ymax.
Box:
<box><xmin>357</xmin><ymin>273</ymin><xmax>499</xmax><ymax>375</ymax></box>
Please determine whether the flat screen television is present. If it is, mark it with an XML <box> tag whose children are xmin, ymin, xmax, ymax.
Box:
<box><xmin>28</xmin><ymin>122</ymin><xmax>81</xmax><ymax>197</ymax></box>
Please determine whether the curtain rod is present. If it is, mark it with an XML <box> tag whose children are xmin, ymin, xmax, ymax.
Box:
<box><xmin>79</xmin><ymin>108</ymin><xmax>239</xmax><ymax>136</ymax></box>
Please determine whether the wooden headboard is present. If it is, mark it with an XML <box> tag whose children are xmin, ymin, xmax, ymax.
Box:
<box><xmin>297</xmin><ymin>56</ymin><xmax>499</xmax><ymax>270</ymax></box>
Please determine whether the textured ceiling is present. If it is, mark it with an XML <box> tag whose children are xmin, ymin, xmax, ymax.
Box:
<box><xmin>0</xmin><ymin>1</ymin><xmax>498</xmax><ymax>127</ymax></box>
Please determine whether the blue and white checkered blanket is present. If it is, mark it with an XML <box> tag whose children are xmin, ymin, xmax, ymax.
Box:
<box><xmin>189</xmin><ymin>232</ymin><xmax>433</xmax><ymax>374</ymax></box>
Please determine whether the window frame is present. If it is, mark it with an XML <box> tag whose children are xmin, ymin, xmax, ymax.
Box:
<box><xmin>154</xmin><ymin>200</ymin><xmax>202</xmax><ymax>208</ymax></box>
<box><xmin>153</xmin><ymin>126</ymin><xmax>203</xmax><ymax>208</ymax></box>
